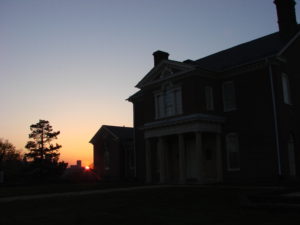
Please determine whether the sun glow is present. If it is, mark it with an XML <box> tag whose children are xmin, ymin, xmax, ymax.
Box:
<box><xmin>85</xmin><ymin>166</ymin><xmax>90</xmax><ymax>170</ymax></box>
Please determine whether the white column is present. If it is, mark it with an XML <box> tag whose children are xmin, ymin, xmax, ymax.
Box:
<box><xmin>158</xmin><ymin>137</ymin><xmax>166</xmax><ymax>183</ymax></box>
<box><xmin>216</xmin><ymin>133</ymin><xmax>223</xmax><ymax>182</ymax></box>
<box><xmin>145</xmin><ymin>139</ymin><xmax>152</xmax><ymax>183</ymax></box>
<box><xmin>195</xmin><ymin>132</ymin><xmax>204</xmax><ymax>183</ymax></box>
<box><xmin>178</xmin><ymin>134</ymin><xmax>186</xmax><ymax>184</ymax></box>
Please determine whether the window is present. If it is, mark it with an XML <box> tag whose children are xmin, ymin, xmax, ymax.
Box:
<box><xmin>205</xmin><ymin>147</ymin><xmax>212</xmax><ymax>160</ymax></box>
<box><xmin>165</xmin><ymin>89</ymin><xmax>175</xmax><ymax>116</ymax></box>
<box><xmin>222</xmin><ymin>81</ymin><xmax>236</xmax><ymax>112</ymax></box>
<box><xmin>125</xmin><ymin>141</ymin><xmax>135</xmax><ymax>170</ymax></box>
<box><xmin>156</xmin><ymin>94</ymin><xmax>164</xmax><ymax>118</ymax></box>
<box><xmin>128</xmin><ymin>147</ymin><xmax>135</xmax><ymax>170</ymax></box>
<box><xmin>288</xmin><ymin>134</ymin><xmax>296</xmax><ymax>176</ymax></box>
<box><xmin>282</xmin><ymin>73</ymin><xmax>292</xmax><ymax>105</ymax></box>
<box><xmin>226</xmin><ymin>133</ymin><xmax>240</xmax><ymax>171</ymax></box>
<box><xmin>155</xmin><ymin>84</ymin><xmax>182</xmax><ymax>119</ymax></box>
<box><xmin>104</xmin><ymin>143</ymin><xmax>110</xmax><ymax>170</ymax></box>
<box><xmin>205</xmin><ymin>86</ymin><xmax>214</xmax><ymax>111</ymax></box>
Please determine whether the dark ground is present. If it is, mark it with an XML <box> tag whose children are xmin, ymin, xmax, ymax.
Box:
<box><xmin>1</xmin><ymin>185</ymin><xmax>300</xmax><ymax>225</ymax></box>
<box><xmin>0</xmin><ymin>182</ymin><xmax>141</xmax><ymax>197</ymax></box>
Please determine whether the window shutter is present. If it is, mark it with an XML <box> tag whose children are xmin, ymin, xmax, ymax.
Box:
<box><xmin>155</xmin><ymin>94</ymin><xmax>164</xmax><ymax>118</ymax></box>
<box><xmin>282</xmin><ymin>73</ymin><xmax>292</xmax><ymax>105</ymax></box>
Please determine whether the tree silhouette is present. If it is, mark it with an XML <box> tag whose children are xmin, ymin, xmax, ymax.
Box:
<box><xmin>24</xmin><ymin>120</ymin><xmax>67</xmax><ymax>182</ymax></box>
<box><xmin>0</xmin><ymin>139</ymin><xmax>20</xmax><ymax>163</ymax></box>
<box><xmin>0</xmin><ymin>139</ymin><xmax>22</xmax><ymax>183</ymax></box>
<box><xmin>25</xmin><ymin>120</ymin><xmax>61</xmax><ymax>163</ymax></box>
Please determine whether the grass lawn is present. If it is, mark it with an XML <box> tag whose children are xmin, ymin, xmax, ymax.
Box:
<box><xmin>0</xmin><ymin>182</ymin><xmax>142</xmax><ymax>198</ymax></box>
<box><xmin>1</xmin><ymin>186</ymin><xmax>300</xmax><ymax>225</ymax></box>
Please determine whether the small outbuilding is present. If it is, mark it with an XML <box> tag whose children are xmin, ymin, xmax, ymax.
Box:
<box><xmin>90</xmin><ymin>125</ymin><xmax>134</xmax><ymax>181</ymax></box>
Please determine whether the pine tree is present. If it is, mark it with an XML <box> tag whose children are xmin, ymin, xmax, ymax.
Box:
<box><xmin>25</xmin><ymin>120</ymin><xmax>61</xmax><ymax>163</ymax></box>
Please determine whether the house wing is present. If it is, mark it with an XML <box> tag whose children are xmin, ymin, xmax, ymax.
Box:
<box><xmin>136</xmin><ymin>60</ymin><xmax>195</xmax><ymax>89</ymax></box>
<box><xmin>89</xmin><ymin>125</ymin><xmax>118</xmax><ymax>144</ymax></box>
<box><xmin>104</xmin><ymin>126</ymin><xmax>134</xmax><ymax>140</ymax></box>
<box><xmin>90</xmin><ymin>125</ymin><xmax>134</xmax><ymax>145</ymax></box>
<box><xmin>89</xmin><ymin>126</ymin><xmax>105</xmax><ymax>144</ymax></box>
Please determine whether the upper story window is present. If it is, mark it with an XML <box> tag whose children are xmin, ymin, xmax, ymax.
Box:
<box><xmin>205</xmin><ymin>86</ymin><xmax>214</xmax><ymax>111</ymax></box>
<box><xmin>222</xmin><ymin>81</ymin><xmax>236</xmax><ymax>112</ymax></box>
<box><xmin>155</xmin><ymin>84</ymin><xmax>182</xmax><ymax>119</ymax></box>
<box><xmin>282</xmin><ymin>73</ymin><xmax>292</xmax><ymax>105</ymax></box>
<box><xmin>226</xmin><ymin>133</ymin><xmax>240</xmax><ymax>171</ymax></box>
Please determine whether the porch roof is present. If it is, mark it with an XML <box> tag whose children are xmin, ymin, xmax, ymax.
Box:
<box><xmin>144</xmin><ymin>114</ymin><xmax>225</xmax><ymax>130</ymax></box>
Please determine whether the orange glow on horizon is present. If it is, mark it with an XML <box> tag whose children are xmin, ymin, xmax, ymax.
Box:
<box><xmin>5</xmin><ymin>106</ymin><xmax>133</xmax><ymax>168</ymax></box>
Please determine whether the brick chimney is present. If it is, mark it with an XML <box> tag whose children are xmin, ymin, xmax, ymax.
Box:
<box><xmin>153</xmin><ymin>50</ymin><xmax>169</xmax><ymax>67</ymax></box>
<box><xmin>274</xmin><ymin>0</ymin><xmax>298</xmax><ymax>39</ymax></box>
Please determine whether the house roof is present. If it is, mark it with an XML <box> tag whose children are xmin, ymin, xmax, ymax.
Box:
<box><xmin>104</xmin><ymin>125</ymin><xmax>133</xmax><ymax>140</ymax></box>
<box><xmin>194</xmin><ymin>31</ymin><xmax>291</xmax><ymax>71</ymax></box>
<box><xmin>89</xmin><ymin>125</ymin><xmax>133</xmax><ymax>144</ymax></box>
<box><xmin>127</xmin><ymin>90</ymin><xmax>143</xmax><ymax>102</ymax></box>
<box><xmin>128</xmin><ymin>26</ymin><xmax>300</xmax><ymax>102</ymax></box>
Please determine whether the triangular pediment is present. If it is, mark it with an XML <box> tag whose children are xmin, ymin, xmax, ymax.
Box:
<box><xmin>136</xmin><ymin>60</ymin><xmax>195</xmax><ymax>88</ymax></box>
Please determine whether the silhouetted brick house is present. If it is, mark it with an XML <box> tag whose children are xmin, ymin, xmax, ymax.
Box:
<box><xmin>128</xmin><ymin>0</ymin><xmax>300</xmax><ymax>184</ymax></box>
<box><xmin>90</xmin><ymin>125</ymin><xmax>134</xmax><ymax>180</ymax></box>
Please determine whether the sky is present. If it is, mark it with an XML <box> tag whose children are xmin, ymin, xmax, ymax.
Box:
<box><xmin>1</xmin><ymin>0</ymin><xmax>300</xmax><ymax>167</ymax></box>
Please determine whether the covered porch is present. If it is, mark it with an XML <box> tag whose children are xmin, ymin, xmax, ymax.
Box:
<box><xmin>143</xmin><ymin>114</ymin><xmax>224</xmax><ymax>184</ymax></box>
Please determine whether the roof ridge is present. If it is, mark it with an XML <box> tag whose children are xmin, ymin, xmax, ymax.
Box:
<box><xmin>192</xmin><ymin>29</ymin><xmax>298</xmax><ymax>71</ymax></box>
<box><xmin>195</xmin><ymin>31</ymin><xmax>281</xmax><ymax>63</ymax></box>
<box><xmin>103</xmin><ymin>125</ymin><xmax>133</xmax><ymax>129</ymax></box>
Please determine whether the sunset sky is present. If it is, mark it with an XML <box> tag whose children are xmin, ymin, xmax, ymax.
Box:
<box><xmin>1</xmin><ymin>0</ymin><xmax>299</xmax><ymax>167</ymax></box>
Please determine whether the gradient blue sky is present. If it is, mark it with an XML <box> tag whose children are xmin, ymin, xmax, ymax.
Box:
<box><xmin>1</xmin><ymin>0</ymin><xmax>299</xmax><ymax>166</ymax></box>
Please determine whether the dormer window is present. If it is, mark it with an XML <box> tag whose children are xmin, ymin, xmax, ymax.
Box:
<box><xmin>155</xmin><ymin>83</ymin><xmax>182</xmax><ymax>119</ymax></box>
